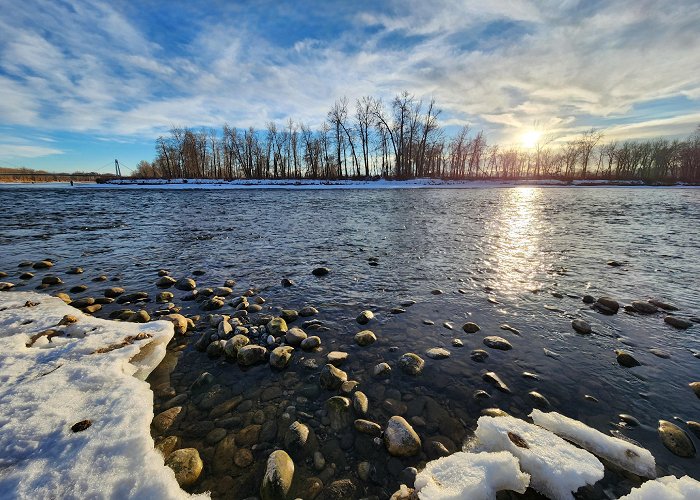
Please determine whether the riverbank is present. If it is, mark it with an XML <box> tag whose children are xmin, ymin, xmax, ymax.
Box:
<box><xmin>89</xmin><ymin>178</ymin><xmax>700</xmax><ymax>189</ymax></box>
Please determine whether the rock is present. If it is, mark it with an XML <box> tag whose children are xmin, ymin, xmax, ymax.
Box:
<box><xmin>615</xmin><ymin>350</ymin><xmax>641</xmax><ymax>367</ymax></box>
<box><xmin>175</xmin><ymin>278</ymin><xmax>196</xmax><ymax>291</ymax></box>
<box><xmin>284</xmin><ymin>420</ymin><xmax>316</xmax><ymax>458</ymax></box>
<box><xmin>689</xmin><ymin>382</ymin><xmax>700</xmax><ymax>399</ymax></box>
<box><xmin>260</xmin><ymin>450</ymin><xmax>294</xmax><ymax>500</ymax></box>
<box><xmin>664</xmin><ymin>316</ymin><xmax>693</xmax><ymax>329</ymax></box>
<box><xmin>482</xmin><ymin>372</ymin><xmax>510</xmax><ymax>393</ymax></box>
<box><xmin>202</xmin><ymin>297</ymin><xmax>225</xmax><ymax>311</ymax></box>
<box><xmin>234</xmin><ymin>448</ymin><xmax>254</xmax><ymax>468</ymax></box>
<box><xmin>607</xmin><ymin>260</ymin><xmax>623</xmax><ymax>267</ymax></box>
<box><xmin>649</xmin><ymin>299</ymin><xmax>679</xmax><ymax>311</ymax></box>
<box><xmin>312</xmin><ymin>267</ymin><xmax>330</xmax><ymax>276</ymax></box>
<box><xmin>155</xmin><ymin>435</ymin><xmax>180</xmax><ymax>457</ymax></box>
<box><xmin>224</xmin><ymin>334</ymin><xmax>250</xmax><ymax>358</ymax></box>
<box><xmin>19</xmin><ymin>272</ymin><xmax>34</xmax><ymax>280</ymax></box>
<box><xmin>206</xmin><ymin>340</ymin><xmax>224</xmax><ymax>359</ymax></box>
<box><xmin>354</xmin><ymin>330</ymin><xmax>377</xmax><ymax>347</ymax></box>
<box><xmin>214</xmin><ymin>286</ymin><xmax>233</xmax><ymax>297</ymax></box>
<box><xmin>313</xmin><ymin>451</ymin><xmax>326</xmax><ymax>471</ymax></box>
<box><xmin>236</xmin><ymin>424</ymin><xmax>261</xmax><ymax>446</ymax></box>
<box><xmin>431</xmin><ymin>289</ymin><xmax>443</xmax><ymax>295</ymax></box>
<box><xmin>270</xmin><ymin>346</ymin><xmax>294</xmax><ymax>369</ymax></box>
<box><xmin>326</xmin><ymin>396</ymin><xmax>352</xmax><ymax>431</ymax></box>
<box><xmin>151</xmin><ymin>406</ymin><xmax>182</xmax><ymax>434</ymax></box>
<box><xmin>572</xmin><ymin>318</ymin><xmax>592</xmax><ymax>334</ymax></box>
<box><xmin>353</xmin><ymin>391</ymin><xmax>369</xmax><ymax>416</ymax></box>
<box><xmin>323</xmin><ymin>479</ymin><xmax>357</xmax><ymax>499</ymax></box>
<box><xmin>582</xmin><ymin>295</ymin><xmax>595</xmax><ymax>304</ymax></box>
<box><xmin>70</xmin><ymin>297</ymin><xmax>95</xmax><ymax>309</ymax></box>
<box><xmin>165</xmin><ymin>448</ymin><xmax>203</xmax><ymax>487</ymax></box>
<box><xmin>688</xmin><ymin>421</ymin><xmax>700</xmax><ymax>439</ymax></box>
<box><xmin>281</xmin><ymin>278</ymin><xmax>295</xmax><ymax>287</ymax></box>
<box><xmin>391</xmin><ymin>307</ymin><xmax>406</xmax><ymax>314</ymax></box>
<box><xmin>267</xmin><ymin>317</ymin><xmax>289</xmax><ymax>336</ymax></box>
<box><xmin>0</xmin><ymin>282</ymin><xmax>15</xmax><ymax>291</ymax></box>
<box><xmin>426</xmin><ymin>347</ymin><xmax>450</xmax><ymax>359</ymax></box>
<box><xmin>237</xmin><ymin>345</ymin><xmax>267</xmax><ymax>366</ymax></box>
<box><xmin>41</xmin><ymin>276</ymin><xmax>63</xmax><ymax>285</ymax></box>
<box><xmin>67</xmin><ymin>267</ymin><xmax>83</xmax><ymax>275</ymax></box>
<box><xmin>156</xmin><ymin>276</ymin><xmax>177</xmax><ymax>287</ymax></box>
<box><xmin>128</xmin><ymin>310</ymin><xmax>150</xmax><ymax>323</ymax></box>
<box><xmin>398</xmin><ymin>353</ymin><xmax>425</xmax><ymax>375</ymax></box>
<box><xmin>326</xmin><ymin>351</ymin><xmax>348</xmax><ymax>366</ymax></box>
<box><xmin>320</xmin><ymin>364</ymin><xmax>347</xmax><ymax>390</ymax></box>
<box><xmin>356</xmin><ymin>310</ymin><xmax>374</xmax><ymax>325</ymax></box>
<box><xmin>104</xmin><ymin>287</ymin><xmax>125</xmax><ymax>298</ymax></box>
<box><xmin>285</xmin><ymin>327</ymin><xmax>307</xmax><ymax>346</ymax></box>
<box><xmin>55</xmin><ymin>292</ymin><xmax>71</xmax><ymax>303</ymax></box>
<box><xmin>373</xmin><ymin>362</ymin><xmax>392</xmax><ymax>378</ymax></box>
<box><xmin>384</xmin><ymin>416</ymin><xmax>421</xmax><ymax>457</ymax></box>
<box><xmin>300</xmin><ymin>336</ymin><xmax>321</xmax><ymax>350</ymax></box>
<box><xmin>649</xmin><ymin>348</ymin><xmax>671</xmax><ymax>359</ymax></box>
<box><xmin>280</xmin><ymin>309</ymin><xmax>298</xmax><ymax>323</ymax></box>
<box><xmin>163</xmin><ymin>314</ymin><xmax>188</xmax><ymax>335</ymax></box>
<box><xmin>631</xmin><ymin>301</ymin><xmax>658</xmax><ymax>314</ymax></box>
<box><xmin>595</xmin><ymin>296</ymin><xmax>619</xmax><ymax>314</ymax></box>
<box><xmin>658</xmin><ymin>420</ymin><xmax>696</xmax><ymax>457</ymax></box>
<box><xmin>358</xmin><ymin>461</ymin><xmax>371</xmax><ymax>481</ymax></box>
<box><xmin>482</xmin><ymin>336</ymin><xmax>512</xmax><ymax>350</ymax></box>
<box><xmin>462</xmin><ymin>322</ymin><xmax>480</xmax><ymax>333</ymax></box>
<box><xmin>33</xmin><ymin>260</ymin><xmax>53</xmax><ymax>269</ymax></box>
<box><xmin>205</xmin><ymin>427</ymin><xmax>227</xmax><ymax>445</ymax></box>
<box><xmin>69</xmin><ymin>285</ymin><xmax>88</xmax><ymax>294</ymax></box>
<box><xmin>354</xmin><ymin>419</ymin><xmax>382</xmax><ymax>437</ymax></box>
<box><xmin>299</xmin><ymin>306</ymin><xmax>319</xmax><ymax>317</ymax></box>
<box><xmin>116</xmin><ymin>291</ymin><xmax>149</xmax><ymax>304</ymax></box>
<box><xmin>528</xmin><ymin>391</ymin><xmax>551</xmax><ymax>408</ymax></box>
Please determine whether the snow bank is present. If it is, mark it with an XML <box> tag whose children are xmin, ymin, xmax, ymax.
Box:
<box><xmin>619</xmin><ymin>475</ymin><xmax>700</xmax><ymax>499</ymax></box>
<box><xmin>530</xmin><ymin>410</ymin><xmax>656</xmax><ymax>478</ymax></box>
<box><xmin>414</xmin><ymin>450</ymin><xmax>530</xmax><ymax>500</ymax></box>
<box><xmin>473</xmin><ymin>415</ymin><xmax>604</xmax><ymax>500</ymax></box>
<box><xmin>0</xmin><ymin>291</ymin><xmax>201</xmax><ymax>499</ymax></box>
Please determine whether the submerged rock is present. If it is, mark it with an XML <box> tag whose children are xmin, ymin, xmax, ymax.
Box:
<box><xmin>384</xmin><ymin>416</ymin><xmax>421</xmax><ymax>457</ymax></box>
<box><xmin>319</xmin><ymin>364</ymin><xmax>347</xmax><ymax>390</ymax></box>
<box><xmin>571</xmin><ymin>319</ymin><xmax>592</xmax><ymax>334</ymax></box>
<box><xmin>470</xmin><ymin>349</ymin><xmax>489</xmax><ymax>362</ymax></box>
<box><xmin>595</xmin><ymin>296</ymin><xmax>619</xmax><ymax>314</ymax></box>
<box><xmin>326</xmin><ymin>396</ymin><xmax>352</xmax><ymax>431</ymax></box>
<box><xmin>270</xmin><ymin>346</ymin><xmax>294</xmax><ymax>369</ymax></box>
<box><xmin>658</xmin><ymin>420</ymin><xmax>696</xmax><ymax>457</ymax></box>
<box><xmin>398</xmin><ymin>353</ymin><xmax>425</xmax><ymax>375</ymax></box>
<box><xmin>631</xmin><ymin>301</ymin><xmax>658</xmax><ymax>314</ymax></box>
<box><xmin>649</xmin><ymin>299</ymin><xmax>679</xmax><ymax>311</ymax></box>
<box><xmin>462</xmin><ymin>322</ymin><xmax>480</xmax><ymax>333</ymax></box>
<box><xmin>615</xmin><ymin>350</ymin><xmax>641</xmax><ymax>367</ymax></box>
<box><xmin>260</xmin><ymin>450</ymin><xmax>294</xmax><ymax>500</ymax></box>
<box><xmin>482</xmin><ymin>372</ymin><xmax>510</xmax><ymax>393</ymax></box>
<box><xmin>312</xmin><ymin>267</ymin><xmax>330</xmax><ymax>276</ymax></box>
<box><xmin>354</xmin><ymin>419</ymin><xmax>382</xmax><ymax>437</ymax></box>
<box><xmin>664</xmin><ymin>316</ymin><xmax>693</xmax><ymax>329</ymax></box>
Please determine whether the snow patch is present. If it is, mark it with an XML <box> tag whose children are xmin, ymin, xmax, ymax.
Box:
<box><xmin>0</xmin><ymin>291</ymin><xmax>202</xmax><ymax>499</ymax></box>
<box><xmin>619</xmin><ymin>475</ymin><xmax>700</xmax><ymax>499</ymax></box>
<box><xmin>530</xmin><ymin>410</ymin><xmax>656</xmax><ymax>478</ymax></box>
<box><xmin>415</xmin><ymin>450</ymin><xmax>530</xmax><ymax>500</ymax></box>
<box><xmin>473</xmin><ymin>415</ymin><xmax>604</xmax><ymax>500</ymax></box>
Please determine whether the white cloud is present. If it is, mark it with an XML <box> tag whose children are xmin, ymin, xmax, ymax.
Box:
<box><xmin>0</xmin><ymin>144</ymin><xmax>64</xmax><ymax>159</ymax></box>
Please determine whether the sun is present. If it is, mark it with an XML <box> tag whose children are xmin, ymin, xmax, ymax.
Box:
<box><xmin>521</xmin><ymin>130</ymin><xmax>542</xmax><ymax>149</ymax></box>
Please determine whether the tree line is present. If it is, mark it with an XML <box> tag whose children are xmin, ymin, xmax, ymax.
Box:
<box><xmin>133</xmin><ymin>91</ymin><xmax>700</xmax><ymax>183</ymax></box>
<box><xmin>0</xmin><ymin>167</ymin><xmax>104</xmax><ymax>183</ymax></box>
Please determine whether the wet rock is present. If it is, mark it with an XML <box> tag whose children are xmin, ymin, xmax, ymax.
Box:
<box><xmin>323</xmin><ymin>479</ymin><xmax>356</xmax><ymax>499</ymax></box>
<box><xmin>205</xmin><ymin>427</ymin><xmax>227</xmax><ymax>445</ymax></box>
<box><xmin>615</xmin><ymin>350</ymin><xmax>641</xmax><ymax>367</ymax></box>
<box><xmin>649</xmin><ymin>348</ymin><xmax>671</xmax><ymax>359</ymax></box>
<box><xmin>299</xmin><ymin>306</ymin><xmax>319</xmax><ymax>317</ymax></box>
<box><xmin>372</xmin><ymin>362</ymin><xmax>392</xmax><ymax>378</ymax></box>
<box><xmin>214</xmin><ymin>286</ymin><xmax>233</xmax><ymax>297</ymax></box>
<box><xmin>284</xmin><ymin>420</ymin><xmax>317</xmax><ymax>458</ymax></box>
<box><xmin>431</xmin><ymin>289</ymin><xmax>443</xmax><ymax>295</ymax></box>
<box><xmin>425</xmin><ymin>347</ymin><xmax>450</xmax><ymax>359</ymax></box>
<box><xmin>384</xmin><ymin>416</ymin><xmax>421</xmax><ymax>457</ymax></box>
<box><xmin>285</xmin><ymin>327</ymin><xmax>307</xmax><ymax>346</ymax></box>
<box><xmin>607</xmin><ymin>260</ymin><xmax>623</xmax><ymax>267</ymax></box>
<box><xmin>482</xmin><ymin>336</ymin><xmax>512</xmax><ymax>350</ymax></box>
<box><xmin>33</xmin><ymin>260</ymin><xmax>53</xmax><ymax>269</ymax></box>
<box><xmin>470</xmin><ymin>349</ymin><xmax>489</xmax><ymax>362</ymax></box>
<box><xmin>202</xmin><ymin>297</ymin><xmax>225</xmax><ymax>311</ymax></box>
<box><xmin>224</xmin><ymin>334</ymin><xmax>250</xmax><ymax>358</ymax></box>
<box><xmin>266</xmin><ymin>317</ymin><xmax>288</xmax><ymax>336</ymax></box>
<box><xmin>165</xmin><ymin>448</ymin><xmax>203</xmax><ymax>487</ymax></box>
<box><xmin>237</xmin><ymin>424</ymin><xmax>261</xmax><ymax>446</ymax></box>
<box><xmin>191</xmin><ymin>372</ymin><xmax>215</xmax><ymax>392</ymax></box>
<box><xmin>528</xmin><ymin>391</ymin><xmax>551</xmax><ymax>408</ymax></box>
<box><xmin>398</xmin><ymin>353</ymin><xmax>425</xmax><ymax>375</ymax></box>
<box><xmin>162</xmin><ymin>313</ymin><xmax>188</xmax><ymax>336</ymax></box>
<box><xmin>481</xmin><ymin>408</ymin><xmax>508</xmax><ymax>417</ymax></box>
<box><xmin>326</xmin><ymin>396</ymin><xmax>352</xmax><ymax>431</ymax></box>
<box><xmin>391</xmin><ymin>307</ymin><xmax>407</xmax><ymax>314</ymax></box>
<box><xmin>70</xmin><ymin>297</ymin><xmax>95</xmax><ymax>309</ymax></box>
<box><xmin>155</xmin><ymin>435</ymin><xmax>180</xmax><ymax>457</ymax></box>
<box><xmin>482</xmin><ymin>372</ymin><xmax>510</xmax><ymax>393</ymax></box>
<box><xmin>595</xmin><ymin>296</ymin><xmax>619</xmax><ymax>314</ymax></box>
<box><xmin>270</xmin><ymin>346</ymin><xmax>294</xmax><ymax>369</ymax></box>
<box><xmin>452</xmin><ymin>339</ymin><xmax>463</xmax><ymax>347</ymax></box>
<box><xmin>631</xmin><ymin>301</ymin><xmax>658</xmax><ymax>314</ymax></box>
<box><xmin>260</xmin><ymin>450</ymin><xmax>294</xmax><ymax>500</ymax></box>
<box><xmin>69</xmin><ymin>285</ymin><xmax>88</xmax><ymax>294</ymax></box>
<box><xmin>234</xmin><ymin>448</ymin><xmax>254</xmax><ymax>468</ymax></box>
<box><xmin>357</xmin><ymin>310</ymin><xmax>374</xmax><ymax>325</ymax></box>
<box><xmin>280</xmin><ymin>309</ymin><xmax>298</xmax><ymax>323</ymax></box>
<box><xmin>116</xmin><ymin>291</ymin><xmax>149</xmax><ymax>304</ymax></box>
<box><xmin>41</xmin><ymin>276</ymin><xmax>62</xmax><ymax>285</ymax></box>
<box><xmin>658</xmin><ymin>420</ymin><xmax>696</xmax><ymax>457</ymax></box>
<box><xmin>582</xmin><ymin>295</ymin><xmax>595</xmax><ymax>304</ymax></box>
<box><xmin>281</xmin><ymin>278</ymin><xmax>295</xmax><ymax>287</ymax></box>
<box><xmin>313</xmin><ymin>451</ymin><xmax>326</xmax><ymax>471</ymax></box>
<box><xmin>688</xmin><ymin>421</ymin><xmax>700</xmax><ymax>439</ymax></box>
<box><xmin>353</xmin><ymin>391</ymin><xmax>368</xmax><ymax>416</ymax></box>
<box><xmin>499</xmin><ymin>324</ymin><xmax>521</xmax><ymax>335</ymax></box>
<box><xmin>103</xmin><ymin>287</ymin><xmax>124</xmax><ymax>298</ymax></box>
<box><xmin>354</xmin><ymin>418</ymin><xmax>382</xmax><ymax>437</ymax></box>
<box><xmin>300</xmin><ymin>336</ymin><xmax>321</xmax><ymax>350</ymax></box>
<box><xmin>326</xmin><ymin>351</ymin><xmax>348</xmax><ymax>366</ymax></box>
<box><xmin>619</xmin><ymin>414</ymin><xmax>641</xmax><ymax>427</ymax></box>
<box><xmin>462</xmin><ymin>322</ymin><xmax>480</xmax><ymax>333</ymax></box>
<box><xmin>237</xmin><ymin>345</ymin><xmax>267</xmax><ymax>366</ymax></box>
<box><xmin>649</xmin><ymin>299</ymin><xmax>679</xmax><ymax>311</ymax></box>
<box><xmin>206</xmin><ymin>340</ymin><xmax>225</xmax><ymax>359</ymax></box>
<box><xmin>20</xmin><ymin>272</ymin><xmax>34</xmax><ymax>280</ymax></box>
<box><xmin>128</xmin><ymin>310</ymin><xmax>150</xmax><ymax>323</ymax></box>
<box><xmin>664</xmin><ymin>316</ymin><xmax>693</xmax><ymax>329</ymax></box>
<box><xmin>354</xmin><ymin>330</ymin><xmax>377</xmax><ymax>347</ymax></box>
<box><xmin>156</xmin><ymin>276</ymin><xmax>176</xmax><ymax>287</ymax></box>
<box><xmin>312</xmin><ymin>267</ymin><xmax>331</xmax><ymax>277</ymax></box>
<box><xmin>175</xmin><ymin>278</ymin><xmax>196</xmax><ymax>291</ymax></box>
<box><xmin>689</xmin><ymin>382</ymin><xmax>700</xmax><ymax>399</ymax></box>
<box><xmin>320</xmin><ymin>364</ymin><xmax>347</xmax><ymax>390</ymax></box>
<box><xmin>153</xmin><ymin>406</ymin><xmax>183</xmax><ymax>433</ymax></box>
<box><xmin>473</xmin><ymin>389</ymin><xmax>490</xmax><ymax>400</ymax></box>
<box><xmin>572</xmin><ymin>318</ymin><xmax>592</xmax><ymax>334</ymax></box>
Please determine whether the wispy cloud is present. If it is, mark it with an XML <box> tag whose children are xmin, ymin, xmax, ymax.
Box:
<box><xmin>0</xmin><ymin>0</ymin><xmax>699</xmax><ymax>152</ymax></box>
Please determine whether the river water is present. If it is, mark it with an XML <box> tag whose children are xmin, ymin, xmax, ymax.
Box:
<box><xmin>0</xmin><ymin>185</ymin><xmax>698</xmax><ymax>499</ymax></box>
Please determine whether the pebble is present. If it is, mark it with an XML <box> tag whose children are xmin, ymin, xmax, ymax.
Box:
<box><xmin>571</xmin><ymin>318</ymin><xmax>592</xmax><ymax>334</ymax></box>
<box><xmin>649</xmin><ymin>348</ymin><xmax>671</xmax><ymax>359</ymax></box>
<box><xmin>482</xmin><ymin>336</ymin><xmax>512</xmax><ymax>350</ymax></box>
<box><xmin>462</xmin><ymin>322</ymin><xmax>480</xmax><ymax>333</ymax></box>
<box><xmin>353</xmin><ymin>391</ymin><xmax>369</xmax><ymax>416</ymax></box>
<box><xmin>499</xmin><ymin>324</ymin><xmax>520</xmax><ymax>335</ymax></box>
<box><xmin>470</xmin><ymin>349</ymin><xmax>489</xmax><ymax>362</ymax></box>
<box><xmin>425</xmin><ymin>347</ymin><xmax>450</xmax><ymax>359</ymax></box>
<box><xmin>690</xmin><ymin>382</ymin><xmax>700</xmax><ymax>399</ymax></box>
<box><xmin>528</xmin><ymin>391</ymin><xmax>551</xmax><ymax>408</ymax></box>
<box><xmin>285</xmin><ymin>327</ymin><xmax>307</xmax><ymax>346</ymax></box>
<box><xmin>452</xmin><ymin>339</ymin><xmax>463</xmax><ymax>347</ymax></box>
<box><xmin>300</xmin><ymin>336</ymin><xmax>321</xmax><ymax>350</ymax></box>
<box><xmin>543</xmin><ymin>348</ymin><xmax>561</xmax><ymax>359</ymax></box>
<box><xmin>354</xmin><ymin>419</ymin><xmax>382</xmax><ymax>436</ymax></box>
<box><xmin>423</xmin><ymin>319</ymin><xmax>435</xmax><ymax>325</ymax></box>
<box><xmin>299</xmin><ymin>306</ymin><xmax>319</xmax><ymax>317</ymax></box>
<box><xmin>391</xmin><ymin>307</ymin><xmax>406</xmax><ymax>314</ymax></box>
<box><xmin>595</xmin><ymin>296</ymin><xmax>620</xmax><ymax>314</ymax></box>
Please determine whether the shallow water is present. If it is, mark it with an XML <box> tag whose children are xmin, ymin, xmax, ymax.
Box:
<box><xmin>1</xmin><ymin>185</ymin><xmax>699</xmax><ymax>499</ymax></box>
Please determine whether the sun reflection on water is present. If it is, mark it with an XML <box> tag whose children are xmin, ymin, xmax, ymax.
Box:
<box><xmin>491</xmin><ymin>187</ymin><xmax>544</xmax><ymax>296</ymax></box>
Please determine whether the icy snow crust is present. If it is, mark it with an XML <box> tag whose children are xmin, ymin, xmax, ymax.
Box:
<box><xmin>0</xmin><ymin>291</ymin><xmax>200</xmax><ymax>499</ymax></box>
<box><xmin>619</xmin><ymin>475</ymin><xmax>700</xmax><ymax>499</ymax></box>
<box><xmin>473</xmin><ymin>415</ymin><xmax>604</xmax><ymax>500</ymax></box>
<box><xmin>414</xmin><ymin>450</ymin><xmax>530</xmax><ymax>500</ymax></box>
<box><xmin>530</xmin><ymin>410</ymin><xmax>656</xmax><ymax>478</ymax></box>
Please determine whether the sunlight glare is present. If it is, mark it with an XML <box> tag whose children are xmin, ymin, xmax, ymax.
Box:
<box><xmin>521</xmin><ymin>130</ymin><xmax>542</xmax><ymax>149</ymax></box>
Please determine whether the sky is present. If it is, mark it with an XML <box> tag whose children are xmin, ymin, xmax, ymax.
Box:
<box><xmin>1</xmin><ymin>0</ymin><xmax>699</xmax><ymax>173</ymax></box>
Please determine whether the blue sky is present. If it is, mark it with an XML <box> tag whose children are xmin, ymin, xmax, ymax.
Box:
<box><xmin>1</xmin><ymin>0</ymin><xmax>699</xmax><ymax>173</ymax></box>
